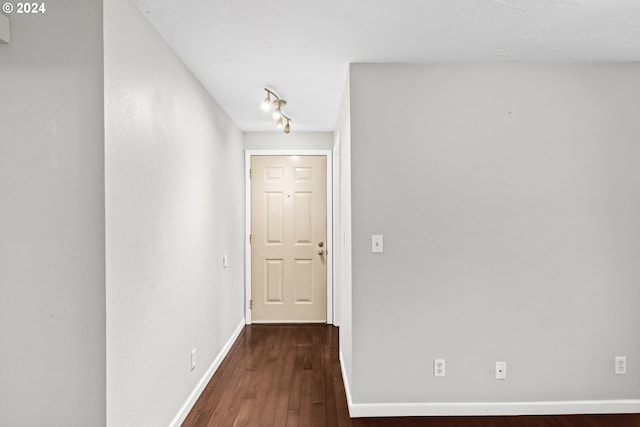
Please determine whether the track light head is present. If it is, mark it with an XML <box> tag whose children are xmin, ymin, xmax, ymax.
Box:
<box><xmin>276</xmin><ymin>117</ymin><xmax>284</xmax><ymax>128</ymax></box>
<box><xmin>261</xmin><ymin>96</ymin><xmax>271</xmax><ymax>111</ymax></box>
<box><xmin>282</xmin><ymin>115</ymin><xmax>291</xmax><ymax>134</ymax></box>
<box><xmin>273</xmin><ymin>99</ymin><xmax>286</xmax><ymax>119</ymax></box>
<box><xmin>261</xmin><ymin>89</ymin><xmax>273</xmax><ymax>111</ymax></box>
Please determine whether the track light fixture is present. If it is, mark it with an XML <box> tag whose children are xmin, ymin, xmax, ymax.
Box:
<box><xmin>262</xmin><ymin>88</ymin><xmax>292</xmax><ymax>134</ymax></box>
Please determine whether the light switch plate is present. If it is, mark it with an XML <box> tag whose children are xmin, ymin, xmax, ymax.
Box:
<box><xmin>222</xmin><ymin>255</ymin><xmax>228</xmax><ymax>268</ymax></box>
<box><xmin>372</xmin><ymin>235</ymin><xmax>383</xmax><ymax>253</ymax></box>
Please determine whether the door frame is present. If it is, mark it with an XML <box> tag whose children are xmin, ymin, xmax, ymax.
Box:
<box><xmin>245</xmin><ymin>149</ymin><xmax>333</xmax><ymax>325</ymax></box>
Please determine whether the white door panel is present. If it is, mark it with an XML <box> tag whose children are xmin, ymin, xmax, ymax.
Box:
<box><xmin>251</xmin><ymin>156</ymin><xmax>327</xmax><ymax>322</ymax></box>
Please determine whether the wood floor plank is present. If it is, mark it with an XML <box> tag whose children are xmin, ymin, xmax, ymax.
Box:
<box><xmin>322</xmin><ymin>332</ymin><xmax>339</xmax><ymax>426</ymax></box>
<box><xmin>285</xmin><ymin>363</ymin><xmax>303</xmax><ymax>427</ymax></box>
<box><xmin>182</xmin><ymin>325</ymin><xmax>640</xmax><ymax>427</ymax></box>
<box><xmin>273</xmin><ymin>328</ymin><xmax>295</xmax><ymax>426</ymax></box>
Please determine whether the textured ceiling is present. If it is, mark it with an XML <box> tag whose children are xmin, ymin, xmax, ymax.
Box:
<box><xmin>131</xmin><ymin>0</ymin><xmax>640</xmax><ymax>132</ymax></box>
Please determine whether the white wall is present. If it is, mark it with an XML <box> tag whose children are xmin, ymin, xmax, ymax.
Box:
<box><xmin>105</xmin><ymin>0</ymin><xmax>244</xmax><ymax>425</ymax></box>
<box><xmin>0</xmin><ymin>1</ymin><xmax>106</xmax><ymax>425</ymax></box>
<box><xmin>334</xmin><ymin>76</ymin><xmax>353</xmax><ymax>390</ymax></box>
<box><xmin>244</xmin><ymin>131</ymin><xmax>333</xmax><ymax>150</ymax></box>
<box><xmin>348</xmin><ymin>64</ymin><xmax>640</xmax><ymax>412</ymax></box>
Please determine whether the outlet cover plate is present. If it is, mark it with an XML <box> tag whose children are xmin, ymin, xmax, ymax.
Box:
<box><xmin>615</xmin><ymin>356</ymin><xmax>626</xmax><ymax>375</ymax></box>
<box><xmin>495</xmin><ymin>361</ymin><xmax>506</xmax><ymax>380</ymax></box>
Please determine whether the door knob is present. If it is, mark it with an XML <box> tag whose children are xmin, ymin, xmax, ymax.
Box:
<box><xmin>318</xmin><ymin>249</ymin><xmax>325</xmax><ymax>256</ymax></box>
<box><xmin>318</xmin><ymin>241</ymin><xmax>324</xmax><ymax>247</ymax></box>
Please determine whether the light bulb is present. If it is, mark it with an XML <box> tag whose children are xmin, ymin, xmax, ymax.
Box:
<box><xmin>284</xmin><ymin>122</ymin><xmax>290</xmax><ymax>134</ymax></box>
<box><xmin>272</xmin><ymin>109</ymin><xmax>281</xmax><ymax>120</ymax></box>
<box><xmin>261</xmin><ymin>96</ymin><xmax>271</xmax><ymax>111</ymax></box>
<box><xmin>276</xmin><ymin>117</ymin><xmax>283</xmax><ymax>128</ymax></box>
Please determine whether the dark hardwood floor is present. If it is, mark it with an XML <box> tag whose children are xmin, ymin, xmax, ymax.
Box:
<box><xmin>182</xmin><ymin>324</ymin><xmax>640</xmax><ymax>427</ymax></box>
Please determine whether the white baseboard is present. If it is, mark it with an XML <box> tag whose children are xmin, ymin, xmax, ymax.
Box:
<box><xmin>169</xmin><ymin>319</ymin><xmax>245</xmax><ymax>427</ymax></box>
<box><xmin>251</xmin><ymin>320</ymin><xmax>327</xmax><ymax>324</ymax></box>
<box><xmin>339</xmin><ymin>352</ymin><xmax>640</xmax><ymax>418</ymax></box>
<box><xmin>339</xmin><ymin>351</ymin><xmax>354</xmax><ymax>417</ymax></box>
<box><xmin>348</xmin><ymin>399</ymin><xmax>640</xmax><ymax>418</ymax></box>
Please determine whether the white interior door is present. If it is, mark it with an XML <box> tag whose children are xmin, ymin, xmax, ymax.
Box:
<box><xmin>251</xmin><ymin>155</ymin><xmax>327</xmax><ymax>323</ymax></box>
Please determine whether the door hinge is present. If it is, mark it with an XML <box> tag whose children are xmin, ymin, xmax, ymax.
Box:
<box><xmin>249</xmin><ymin>168</ymin><xmax>252</xmax><ymax>179</ymax></box>
<box><xmin>249</xmin><ymin>234</ymin><xmax>252</xmax><ymax>245</ymax></box>
<box><xmin>250</xmin><ymin>299</ymin><xmax>253</xmax><ymax>310</ymax></box>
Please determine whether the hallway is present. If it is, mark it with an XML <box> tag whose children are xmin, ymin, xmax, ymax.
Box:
<box><xmin>182</xmin><ymin>325</ymin><xmax>640</xmax><ymax>427</ymax></box>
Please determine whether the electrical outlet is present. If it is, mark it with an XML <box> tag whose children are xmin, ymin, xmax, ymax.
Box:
<box><xmin>434</xmin><ymin>359</ymin><xmax>445</xmax><ymax>377</ymax></box>
<box><xmin>191</xmin><ymin>349</ymin><xmax>197</xmax><ymax>371</ymax></box>
<box><xmin>615</xmin><ymin>356</ymin><xmax>626</xmax><ymax>375</ymax></box>
<box><xmin>495</xmin><ymin>361</ymin><xmax>506</xmax><ymax>380</ymax></box>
